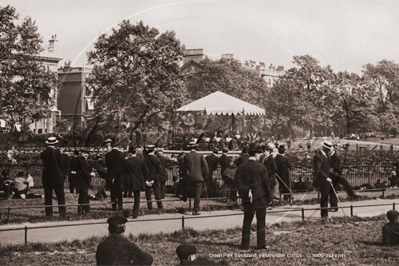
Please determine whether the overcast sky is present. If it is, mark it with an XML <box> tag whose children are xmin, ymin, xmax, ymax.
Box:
<box><xmin>2</xmin><ymin>0</ymin><xmax>399</xmax><ymax>74</ymax></box>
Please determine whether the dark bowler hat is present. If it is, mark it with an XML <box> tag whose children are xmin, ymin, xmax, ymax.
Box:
<box><xmin>222</xmin><ymin>148</ymin><xmax>229</xmax><ymax>153</ymax></box>
<box><xmin>45</xmin><ymin>136</ymin><xmax>58</xmax><ymax>145</ymax></box>
<box><xmin>129</xmin><ymin>146</ymin><xmax>136</xmax><ymax>154</ymax></box>
<box><xmin>278</xmin><ymin>145</ymin><xmax>286</xmax><ymax>152</ymax></box>
<box><xmin>387</xmin><ymin>210</ymin><xmax>399</xmax><ymax>222</ymax></box>
<box><xmin>176</xmin><ymin>243</ymin><xmax>197</xmax><ymax>260</ymax></box>
<box><xmin>241</xmin><ymin>146</ymin><xmax>249</xmax><ymax>154</ymax></box>
<box><xmin>248</xmin><ymin>143</ymin><xmax>262</xmax><ymax>154</ymax></box>
<box><xmin>213</xmin><ymin>148</ymin><xmax>219</xmax><ymax>154</ymax></box>
<box><xmin>107</xmin><ymin>215</ymin><xmax>128</xmax><ymax>225</ymax></box>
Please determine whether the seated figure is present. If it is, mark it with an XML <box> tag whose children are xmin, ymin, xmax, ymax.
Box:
<box><xmin>382</xmin><ymin>210</ymin><xmax>399</xmax><ymax>246</ymax></box>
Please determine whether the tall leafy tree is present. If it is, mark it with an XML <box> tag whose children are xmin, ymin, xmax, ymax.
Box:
<box><xmin>86</xmin><ymin>20</ymin><xmax>188</xmax><ymax>144</ymax></box>
<box><xmin>185</xmin><ymin>58</ymin><xmax>267</xmax><ymax>107</ymax></box>
<box><xmin>0</xmin><ymin>5</ymin><xmax>58</xmax><ymax>130</ymax></box>
<box><xmin>285</xmin><ymin>55</ymin><xmax>336</xmax><ymax>137</ymax></box>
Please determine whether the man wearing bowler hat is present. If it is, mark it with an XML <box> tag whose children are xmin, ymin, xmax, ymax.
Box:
<box><xmin>143</xmin><ymin>144</ymin><xmax>163</xmax><ymax>210</ymax></box>
<box><xmin>96</xmin><ymin>215</ymin><xmax>153</xmax><ymax>265</ymax></box>
<box><xmin>40</xmin><ymin>136</ymin><xmax>66</xmax><ymax>218</ymax></box>
<box><xmin>182</xmin><ymin>143</ymin><xmax>209</xmax><ymax>215</ymax></box>
<box><xmin>275</xmin><ymin>145</ymin><xmax>292</xmax><ymax>201</ymax></box>
<box><xmin>105</xmin><ymin>139</ymin><xmax>130</xmax><ymax>211</ymax></box>
<box><xmin>235</xmin><ymin>143</ymin><xmax>272</xmax><ymax>250</ymax></box>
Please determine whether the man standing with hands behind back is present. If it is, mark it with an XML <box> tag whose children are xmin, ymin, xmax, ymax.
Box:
<box><xmin>41</xmin><ymin>136</ymin><xmax>66</xmax><ymax>219</ymax></box>
<box><xmin>235</xmin><ymin>143</ymin><xmax>272</xmax><ymax>250</ymax></box>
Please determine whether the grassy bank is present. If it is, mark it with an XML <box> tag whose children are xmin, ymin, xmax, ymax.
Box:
<box><xmin>1</xmin><ymin>215</ymin><xmax>398</xmax><ymax>265</ymax></box>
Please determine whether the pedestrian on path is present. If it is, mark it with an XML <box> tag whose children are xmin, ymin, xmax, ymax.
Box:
<box><xmin>235</xmin><ymin>143</ymin><xmax>272</xmax><ymax>250</ymax></box>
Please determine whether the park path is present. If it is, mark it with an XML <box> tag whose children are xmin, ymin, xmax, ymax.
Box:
<box><xmin>0</xmin><ymin>198</ymin><xmax>397</xmax><ymax>246</ymax></box>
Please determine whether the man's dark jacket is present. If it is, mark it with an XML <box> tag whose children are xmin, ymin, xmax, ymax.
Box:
<box><xmin>235</xmin><ymin>159</ymin><xmax>272</xmax><ymax>209</ymax></box>
<box><xmin>312</xmin><ymin>150</ymin><xmax>332</xmax><ymax>187</ymax></box>
<box><xmin>218</xmin><ymin>153</ymin><xmax>230</xmax><ymax>175</ymax></box>
<box><xmin>96</xmin><ymin>233</ymin><xmax>153</xmax><ymax>265</ymax></box>
<box><xmin>263</xmin><ymin>155</ymin><xmax>277</xmax><ymax>185</ymax></box>
<box><xmin>275</xmin><ymin>154</ymin><xmax>291</xmax><ymax>186</ymax></box>
<box><xmin>76</xmin><ymin>157</ymin><xmax>92</xmax><ymax>189</ymax></box>
<box><xmin>205</xmin><ymin>154</ymin><xmax>219</xmax><ymax>174</ymax></box>
<box><xmin>234</xmin><ymin>154</ymin><xmax>249</xmax><ymax>168</ymax></box>
<box><xmin>40</xmin><ymin>147</ymin><xmax>64</xmax><ymax>187</ymax></box>
<box><xmin>126</xmin><ymin>156</ymin><xmax>150</xmax><ymax>191</ymax></box>
<box><xmin>157</xmin><ymin>155</ymin><xmax>169</xmax><ymax>182</ymax></box>
<box><xmin>182</xmin><ymin>150</ymin><xmax>208</xmax><ymax>182</ymax></box>
<box><xmin>105</xmin><ymin>148</ymin><xmax>130</xmax><ymax>190</ymax></box>
<box><xmin>144</xmin><ymin>153</ymin><xmax>162</xmax><ymax>184</ymax></box>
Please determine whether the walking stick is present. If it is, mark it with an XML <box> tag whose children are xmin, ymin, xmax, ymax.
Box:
<box><xmin>329</xmin><ymin>181</ymin><xmax>346</xmax><ymax>216</ymax></box>
<box><xmin>275</xmin><ymin>173</ymin><xmax>295</xmax><ymax>200</ymax></box>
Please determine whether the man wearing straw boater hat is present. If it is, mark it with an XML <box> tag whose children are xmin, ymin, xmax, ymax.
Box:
<box><xmin>313</xmin><ymin>140</ymin><xmax>336</xmax><ymax>219</ymax></box>
<box><xmin>40</xmin><ymin>136</ymin><xmax>66</xmax><ymax>218</ymax></box>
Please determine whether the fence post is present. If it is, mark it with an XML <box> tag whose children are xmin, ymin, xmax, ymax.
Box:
<box><xmin>301</xmin><ymin>208</ymin><xmax>305</xmax><ymax>221</ymax></box>
<box><xmin>6</xmin><ymin>207</ymin><xmax>10</xmax><ymax>224</ymax></box>
<box><xmin>350</xmin><ymin>205</ymin><xmax>353</xmax><ymax>217</ymax></box>
<box><xmin>182</xmin><ymin>216</ymin><xmax>185</xmax><ymax>230</ymax></box>
<box><xmin>394</xmin><ymin>202</ymin><xmax>396</xmax><ymax>210</ymax></box>
<box><xmin>25</xmin><ymin>226</ymin><xmax>27</xmax><ymax>245</ymax></box>
<box><xmin>188</xmin><ymin>198</ymin><xmax>191</xmax><ymax>211</ymax></box>
<box><xmin>382</xmin><ymin>189</ymin><xmax>385</xmax><ymax>199</ymax></box>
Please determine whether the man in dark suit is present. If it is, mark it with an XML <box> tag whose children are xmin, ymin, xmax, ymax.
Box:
<box><xmin>143</xmin><ymin>145</ymin><xmax>163</xmax><ymax>210</ymax></box>
<box><xmin>96</xmin><ymin>215</ymin><xmax>153</xmax><ymax>265</ymax></box>
<box><xmin>182</xmin><ymin>144</ymin><xmax>209</xmax><ymax>215</ymax></box>
<box><xmin>234</xmin><ymin>146</ymin><xmax>249</xmax><ymax>168</ymax></box>
<box><xmin>263</xmin><ymin>143</ymin><xmax>278</xmax><ymax>207</ymax></box>
<box><xmin>205</xmin><ymin>148</ymin><xmax>219</xmax><ymax>196</ymax></box>
<box><xmin>218</xmin><ymin>148</ymin><xmax>230</xmax><ymax>176</ymax></box>
<box><xmin>76</xmin><ymin>148</ymin><xmax>93</xmax><ymax>215</ymax></box>
<box><xmin>235</xmin><ymin>143</ymin><xmax>272</xmax><ymax>250</ymax></box>
<box><xmin>313</xmin><ymin>140</ymin><xmax>335</xmax><ymax>218</ymax></box>
<box><xmin>156</xmin><ymin>150</ymin><xmax>169</xmax><ymax>199</ymax></box>
<box><xmin>40</xmin><ymin>136</ymin><xmax>66</xmax><ymax>218</ymax></box>
<box><xmin>126</xmin><ymin>147</ymin><xmax>150</xmax><ymax>219</ymax></box>
<box><xmin>69</xmin><ymin>150</ymin><xmax>80</xmax><ymax>194</ymax></box>
<box><xmin>275</xmin><ymin>145</ymin><xmax>292</xmax><ymax>201</ymax></box>
<box><xmin>105</xmin><ymin>139</ymin><xmax>130</xmax><ymax>211</ymax></box>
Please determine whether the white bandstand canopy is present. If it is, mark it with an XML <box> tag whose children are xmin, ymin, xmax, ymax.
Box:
<box><xmin>176</xmin><ymin>91</ymin><xmax>265</xmax><ymax>116</ymax></box>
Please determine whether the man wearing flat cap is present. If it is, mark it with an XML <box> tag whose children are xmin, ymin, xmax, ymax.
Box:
<box><xmin>40</xmin><ymin>136</ymin><xmax>66</xmax><ymax>218</ymax></box>
<box><xmin>235</xmin><ymin>143</ymin><xmax>272</xmax><ymax>250</ymax></box>
<box><xmin>383</xmin><ymin>210</ymin><xmax>399</xmax><ymax>246</ymax></box>
<box><xmin>96</xmin><ymin>215</ymin><xmax>153</xmax><ymax>265</ymax></box>
<box><xmin>313</xmin><ymin>140</ymin><xmax>336</xmax><ymax>218</ymax></box>
<box><xmin>176</xmin><ymin>243</ymin><xmax>229</xmax><ymax>265</ymax></box>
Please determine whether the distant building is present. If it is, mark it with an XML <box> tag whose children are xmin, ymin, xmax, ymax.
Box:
<box><xmin>57</xmin><ymin>63</ymin><xmax>93</xmax><ymax>131</ymax></box>
<box><xmin>181</xmin><ymin>48</ymin><xmax>284</xmax><ymax>86</ymax></box>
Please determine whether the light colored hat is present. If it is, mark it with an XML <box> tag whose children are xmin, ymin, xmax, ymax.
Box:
<box><xmin>267</xmin><ymin>143</ymin><xmax>275</xmax><ymax>150</ymax></box>
<box><xmin>45</xmin><ymin>136</ymin><xmax>58</xmax><ymax>145</ymax></box>
<box><xmin>322</xmin><ymin>141</ymin><xmax>333</xmax><ymax>150</ymax></box>
<box><xmin>104</xmin><ymin>138</ymin><xmax>112</xmax><ymax>144</ymax></box>
<box><xmin>392</xmin><ymin>171</ymin><xmax>396</xmax><ymax>176</ymax></box>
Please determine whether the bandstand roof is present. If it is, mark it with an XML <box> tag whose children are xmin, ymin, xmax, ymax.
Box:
<box><xmin>176</xmin><ymin>91</ymin><xmax>265</xmax><ymax>115</ymax></box>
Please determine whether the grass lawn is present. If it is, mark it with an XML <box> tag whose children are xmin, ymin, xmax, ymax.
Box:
<box><xmin>2</xmin><ymin>187</ymin><xmax>399</xmax><ymax>225</ymax></box>
<box><xmin>1</xmin><ymin>215</ymin><xmax>398</xmax><ymax>265</ymax></box>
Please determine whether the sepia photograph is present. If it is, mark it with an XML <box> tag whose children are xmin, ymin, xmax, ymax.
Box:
<box><xmin>1</xmin><ymin>0</ymin><xmax>399</xmax><ymax>265</ymax></box>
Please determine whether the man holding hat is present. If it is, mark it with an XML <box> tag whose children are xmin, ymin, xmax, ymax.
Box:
<box><xmin>383</xmin><ymin>210</ymin><xmax>399</xmax><ymax>246</ymax></box>
<box><xmin>275</xmin><ymin>145</ymin><xmax>292</xmax><ymax>201</ymax></box>
<box><xmin>235</xmin><ymin>143</ymin><xmax>272</xmax><ymax>250</ymax></box>
<box><xmin>313</xmin><ymin>140</ymin><xmax>336</xmax><ymax>218</ymax></box>
<box><xmin>96</xmin><ymin>215</ymin><xmax>153</xmax><ymax>265</ymax></box>
<box><xmin>40</xmin><ymin>136</ymin><xmax>66</xmax><ymax>218</ymax></box>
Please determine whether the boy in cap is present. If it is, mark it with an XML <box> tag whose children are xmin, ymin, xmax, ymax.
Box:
<box><xmin>383</xmin><ymin>210</ymin><xmax>399</xmax><ymax>246</ymax></box>
<box><xmin>96</xmin><ymin>215</ymin><xmax>153</xmax><ymax>265</ymax></box>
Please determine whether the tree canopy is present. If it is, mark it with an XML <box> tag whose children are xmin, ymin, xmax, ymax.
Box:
<box><xmin>0</xmin><ymin>5</ymin><xmax>58</xmax><ymax>129</ymax></box>
<box><xmin>86</xmin><ymin>20</ymin><xmax>188</xmax><ymax>143</ymax></box>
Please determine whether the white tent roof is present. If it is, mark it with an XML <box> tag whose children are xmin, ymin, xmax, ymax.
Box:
<box><xmin>176</xmin><ymin>91</ymin><xmax>265</xmax><ymax>115</ymax></box>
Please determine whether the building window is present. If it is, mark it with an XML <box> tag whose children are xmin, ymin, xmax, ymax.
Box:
<box><xmin>38</xmin><ymin>129</ymin><xmax>42</xmax><ymax>134</ymax></box>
